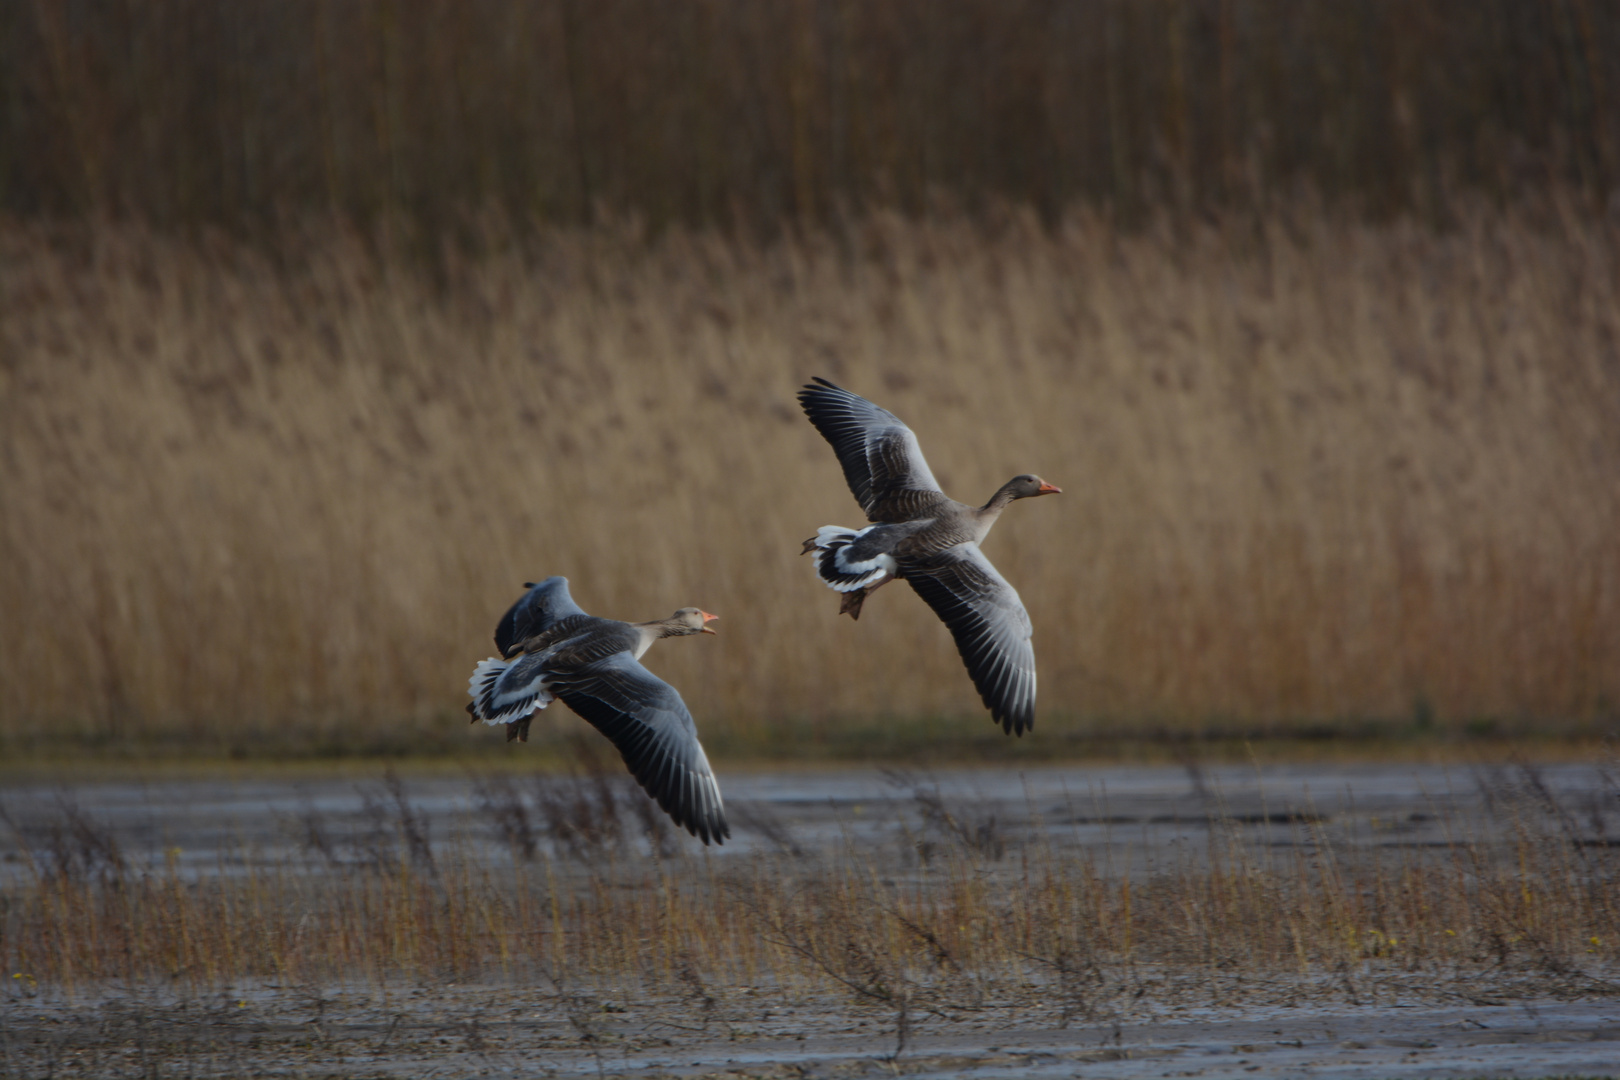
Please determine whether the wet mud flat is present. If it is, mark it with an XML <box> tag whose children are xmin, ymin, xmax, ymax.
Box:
<box><xmin>6</xmin><ymin>980</ymin><xmax>1620</xmax><ymax>1079</ymax></box>
<box><xmin>4</xmin><ymin>759</ymin><xmax>1616</xmax><ymax>881</ymax></box>
<box><xmin>3</xmin><ymin>760</ymin><xmax>1618</xmax><ymax>1078</ymax></box>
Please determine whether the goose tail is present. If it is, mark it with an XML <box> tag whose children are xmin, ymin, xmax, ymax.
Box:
<box><xmin>466</xmin><ymin>656</ymin><xmax>553</xmax><ymax>726</ymax></box>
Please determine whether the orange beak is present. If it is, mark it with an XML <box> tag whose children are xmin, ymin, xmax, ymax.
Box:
<box><xmin>1038</xmin><ymin>481</ymin><xmax>1062</xmax><ymax>495</ymax></box>
<box><xmin>700</xmin><ymin>610</ymin><xmax>719</xmax><ymax>634</ymax></box>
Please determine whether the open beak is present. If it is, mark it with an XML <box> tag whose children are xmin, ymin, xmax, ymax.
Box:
<box><xmin>700</xmin><ymin>610</ymin><xmax>719</xmax><ymax>634</ymax></box>
<box><xmin>1038</xmin><ymin>481</ymin><xmax>1062</xmax><ymax>495</ymax></box>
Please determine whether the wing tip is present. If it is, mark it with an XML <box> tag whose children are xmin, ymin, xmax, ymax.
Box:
<box><xmin>798</xmin><ymin>376</ymin><xmax>851</xmax><ymax>408</ymax></box>
<box><xmin>688</xmin><ymin>813</ymin><xmax>732</xmax><ymax>846</ymax></box>
<box><xmin>996</xmin><ymin>710</ymin><xmax>1034</xmax><ymax>737</ymax></box>
<box><xmin>669</xmin><ymin>792</ymin><xmax>729</xmax><ymax>845</ymax></box>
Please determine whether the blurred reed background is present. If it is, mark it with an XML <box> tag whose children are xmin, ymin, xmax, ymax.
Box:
<box><xmin>2</xmin><ymin>0</ymin><xmax>1618</xmax><ymax>756</ymax></box>
<box><xmin>4</xmin><ymin>0</ymin><xmax>1618</xmax><ymax>229</ymax></box>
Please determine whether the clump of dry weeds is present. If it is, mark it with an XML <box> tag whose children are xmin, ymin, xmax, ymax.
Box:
<box><xmin>3</xmin><ymin>768</ymin><xmax>1617</xmax><ymax>1015</ymax></box>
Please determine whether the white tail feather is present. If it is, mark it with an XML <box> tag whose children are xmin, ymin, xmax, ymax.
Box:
<box><xmin>832</xmin><ymin>543</ymin><xmax>891</xmax><ymax>576</ymax></box>
<box><xmin>468</xmin><ymin>656</ymin><xmax>553</xmax><ymax>725</ymax></box>
<box><xmin>806</xmin><ymin>524</ymin><xmax>897</xmax><ymax>592</ymax></box>
<box><xmin>811</xmin><ymin>525</ymin><xmax>856</xmax><ymax>548</ymax></box>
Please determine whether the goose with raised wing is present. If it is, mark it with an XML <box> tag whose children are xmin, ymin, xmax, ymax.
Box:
<box><xmin>798</xmin><ymin>377</ymin><xmax>1059</xmax><ymax>736</ymax></box>
<box><xmin>466</xmin><ymin>577</ymin><xmax>728</xmax><ymax>844</ymax></box>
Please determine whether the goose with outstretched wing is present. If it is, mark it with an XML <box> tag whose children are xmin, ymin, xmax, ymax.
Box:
<box><xmin>798</xmin><ymin>377</ymin><xmax>1059</xmax><ymax>736</ymax></box>
<box><xmin>466</xmin><ymin>577</ymin><xmax>729</xmax><ymax>844</ymax></box>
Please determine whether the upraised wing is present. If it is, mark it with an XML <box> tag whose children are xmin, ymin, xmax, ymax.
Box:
<box><xmin>494</xmin><ymin>577</ymin><xmax>589</xmax><ymax>658</ymax></box>
<box><xmin>799</xmin><ymin>377</ymin><xmax>944</xmax><ymax>522</ymax></box>
<box><xmin>548</xmin><ymin>651</ymin><xmax>729</xmax><ymax>844</ymax></box>
<box><xmin>904</xmin><ymin>543</ymin><xmax>1038</xmax><ymax>736</ymax></box>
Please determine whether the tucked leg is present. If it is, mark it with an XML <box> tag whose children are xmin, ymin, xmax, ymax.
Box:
<box><xmin>837</xmin><ymin>570</ymin><xmax>895</xmax><ymax>619</ymax></box>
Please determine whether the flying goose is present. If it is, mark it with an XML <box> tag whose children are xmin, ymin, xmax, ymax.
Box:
<box><xmin>798</xmin><ymin>377</ymin><xmax>1059</xmax><ymax>736</ymax></box>
<box><xmin>466</xmin><ymin>577</ymin><xmax>729</xmax><ymax>844</ymax></box>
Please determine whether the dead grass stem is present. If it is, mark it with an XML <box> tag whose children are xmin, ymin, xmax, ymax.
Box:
<box><xmin>3</xmin><ymin>773</ymin><xmax>1617</xmax><ymax>1010</ymax></box>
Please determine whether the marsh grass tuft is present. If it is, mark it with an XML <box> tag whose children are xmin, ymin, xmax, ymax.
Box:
<box><xmin>4</xmin><ymin>765</ymin><xmax>1617</xmax><ymax>1014</ymax></box>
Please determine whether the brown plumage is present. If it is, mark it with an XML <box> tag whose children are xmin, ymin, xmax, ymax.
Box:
<box><xmin>798</xmin><ymin>377</ymin><xmax>1059</xmax><ymax>736</ymax></box>
<box><xmin>466</xmin><ymin>578</ymin><xmax>727</xmax><ymax>844</ymax></box>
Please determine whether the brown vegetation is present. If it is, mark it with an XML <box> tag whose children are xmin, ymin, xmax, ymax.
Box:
<box><xmin>3</xmin><ymin>200</ymin><xmax>1618</xmax><ymax>752</ymax></box>
<box><xmin>3</xmin><ymin>764</ymin><xmax>1617</xmax><ymax>1013</ymax></box>
<box><xmin>4</xmin><ymin>1</ymin><xmax>1617</xmax><ymax>230</ymax></box>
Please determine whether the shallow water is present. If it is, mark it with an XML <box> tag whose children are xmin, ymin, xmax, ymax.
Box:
<box><xmin>1</xmin><ymin>759</ymin><xmax>1614</xmax><ymax>882</ymax></box>
<box><xmin>4</xmin><ymin>760</ymin><xmax>1618</xmax><ymax>1078</ymax></box>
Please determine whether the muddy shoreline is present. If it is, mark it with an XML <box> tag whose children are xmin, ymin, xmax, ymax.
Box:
<box><xmin>8</xmin><ymin>981</ymin><xmax>1619</xmax><ymax>1078</ymax></box>
<box><xmin>5</xmin><ymin>760</ymin><xmax>1614</xmax><ymax>882</ymax></box>
<box><xmin>4</xmin><ymin>761</ymin><xmax>1618</xmax><ymax>1078</ymax></box>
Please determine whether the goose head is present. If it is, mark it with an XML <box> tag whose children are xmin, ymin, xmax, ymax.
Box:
<box><xmin>667</xmin><ymin>607</ymin><xmax>720</xmax><ymax>635</ymax></box>
<box><xmin>1005</xmin><ymin>474</ymin><xmax>1062</xmax><ymax>498</ymax></box>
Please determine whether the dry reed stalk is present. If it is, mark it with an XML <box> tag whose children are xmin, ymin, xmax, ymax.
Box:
<box><xmin>2</xmin><ymin>202</ymin><xmax>1618</xmax><ymax>751</ymax></box>
<box><xmin>7</xmin><ymin>800</ymin><xmax>1615</xmax><ymax>1008</ymax></box>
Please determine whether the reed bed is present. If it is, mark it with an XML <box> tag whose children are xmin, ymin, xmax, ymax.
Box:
<box><xmin>3</xmin><ymin>768</ymin><xmax>1617</xmax><ymax>1014</ymax></box>
<box><xmin>3</xmin><ymin>200</ymin><xmax>1619</xmax><ymax>752</ymax></box>
<box><xmin>7</xmin><ymin>1</ymin><xmax>1616</xmax><ymax>230</ymax></box>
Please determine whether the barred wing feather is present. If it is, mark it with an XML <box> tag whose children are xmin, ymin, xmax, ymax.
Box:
<box><xmin>798</xmin><ymin>377</ymin><xmax>943</xmax><ymax>521</ymax></box>
<box><xmin>904</xmin><ymin>544</ymin><xmax>1038</xmax><ymax>736</ymax></box>
<box><xmin>549</xmin><ymin>651</ymin><xmax>730</xmax><ymax>844</ymax></box>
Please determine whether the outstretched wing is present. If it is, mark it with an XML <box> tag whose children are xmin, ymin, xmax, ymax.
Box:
<box><xmin>799</xmin><ymin>377</ymin><xmax>944</xmax><ymax>522</ymax></box>
<box><xmin>904</xmin><ymin>543</ymin><xmax>1038</xmax><ymax>736</ymax></box>
<box><xmin>494</xmin><ymin>577</ymin><xmax>589</xmax><ymax>658</ymax></box>
<box><xmin>549</xmin><ymin>652</ymin><xmax>729</xmax><ymax>845</ymax></box>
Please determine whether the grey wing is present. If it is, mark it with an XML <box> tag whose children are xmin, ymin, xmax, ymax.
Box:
<box><xmin>799</xmin><ymin>377</ymin><xmax>943</xmax><ymax>521</ymax></box>
<box><xmin>904</xmin><ymin>543</ymin><xmax>1038</xmax><ymax>736</ymax></box>
<box><xmin>494</xmin><ymin>577</ymin><xmax>589</xmax><ymax>658</ymax></box>
<box><xmin>548</xmin><ymin>651</ymin><xmax>729</xmax><ymax>845</ymax></box>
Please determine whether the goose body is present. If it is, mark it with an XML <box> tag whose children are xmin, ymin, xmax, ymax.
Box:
<box><xmin>466</xmin><ymin>577</ymin><xmax>728</xmax><ymax>844</ymax></box>
<box><xmin>798</xmin><ymin>377</ymin><xmax>1059</xmax><ymax>736</ymax></box>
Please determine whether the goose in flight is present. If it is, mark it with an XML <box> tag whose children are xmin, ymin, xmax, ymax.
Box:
<box><xmin>798</xmin><ymin>377</ymin><xmax>1059</xmax><ymax>736</ymax></box>
<box><xmin>466</xmin><ymin>577</ymin><xmax>729</xmax><ymax>844</ymax></box>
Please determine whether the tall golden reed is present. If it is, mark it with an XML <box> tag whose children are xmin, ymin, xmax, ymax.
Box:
<box><xmin>2</xmin><ymin>200</ymin><xmax>1617</xmax><ymax>750</ymax></box>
